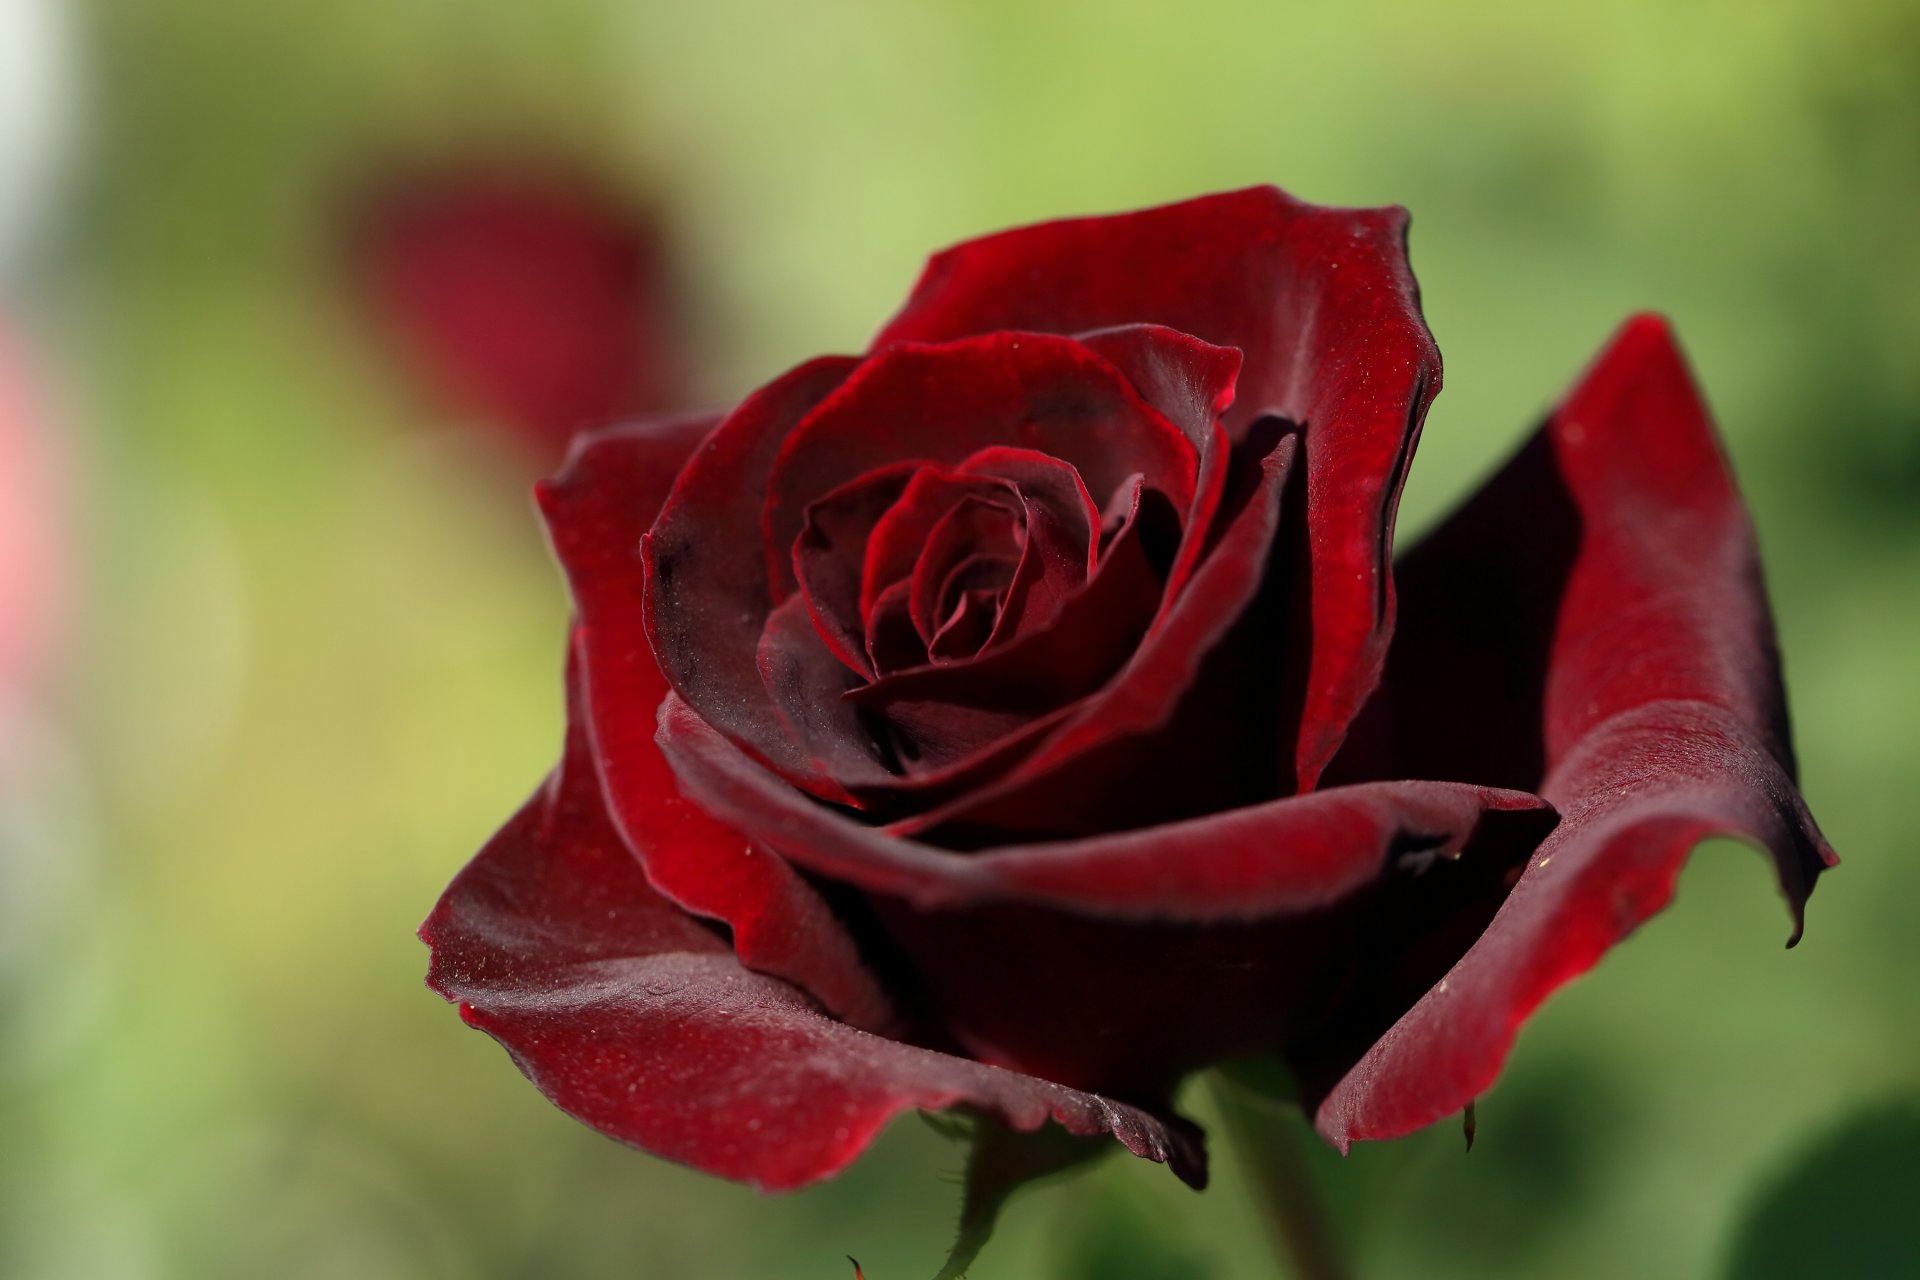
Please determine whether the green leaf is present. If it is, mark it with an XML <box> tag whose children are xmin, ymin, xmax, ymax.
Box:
<box><xmin>1723</xmin><ymin>1098</ymin><xmax>1920</xmax><ymax>1279</ymax></box>
<box><xmin>931</xmin><ymin>1120</ymin><xmax>1109</xmax><ymax>1279</ymax></box>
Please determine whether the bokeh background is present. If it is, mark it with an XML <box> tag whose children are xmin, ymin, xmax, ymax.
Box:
<box><xmin>2</xmin><ymin>1</ymin><xmax>1917</xmax><ymax>1276</ymax></box>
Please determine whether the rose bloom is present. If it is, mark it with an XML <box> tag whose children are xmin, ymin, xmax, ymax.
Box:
<box><xmin>345</xmin><ymin>158</ymin><xmax>682</xmax><ymax>462</ymax></box>
<box><xmin>423</xmin><ymin>187</ymin><xmax>1834</xmax><ymax>1198</ymax></box>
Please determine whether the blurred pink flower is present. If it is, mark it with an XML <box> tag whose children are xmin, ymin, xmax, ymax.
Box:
<box><xmin>344</xmin><ymin>159</ymin><xmax>684</xmax><ymax>461</ymax></box>
<box><xmin>0</xmin><ymin>319</ymin><xmax>67</xmax><ymax>715</ymax></box>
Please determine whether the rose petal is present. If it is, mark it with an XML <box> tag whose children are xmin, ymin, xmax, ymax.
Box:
<box><xmin>1073</xmin><ymin>325</ymin><xmax>1237</xmax><ymax>601</ymax></box>
<box><xmin>865</xmin><ymin>577</ymin><xmax>926</xmax><ymax>674</ymax></box>
<box><xmin>907</xmin><ymin>497</ymin><xmax>1022</xmax><ymax>652</ymax></box>
<box><xmin>927</xmin><ymin>585</ymin><xmax>1003</xmax><ymax>661</ymax></box>
<box><xmin>875</xmin><ymin>187</ymin><xmax>1441</xmax><ymax>789</ymax></box>
<box><xmin>1306</xmin><ymin>316</ymin><xmax>1837</xmax><ymax>1149</ymax></box>
<box><xmin>755</xmin><ymin>593</ymin><xmax>898</xmax><ymax>788</ymax></box>
<box><xmin>762</xmin><ymin>331</ymin><xmax>1200</xmax><ymax>601</ymax></box>
<box><xmin>869</xmin><ymin>896</ymin><xmax>1355</xmax><ymax>1097</ymax></box>
<box><xmin>952</xmin><ymin>447</ymin><xmax>1102</xmax><ymax>647</ymax></box>
<box><xmin>880</xmin><ymin>447</ymin><xmax>1100</xmax><ymax>661</ymax></box>
<box><xmin>540</xmin><ymin>413</ymin><xmax>892</xmax><ymax>1029</ymax></box>
<box><xmin>657</xmin><ymin>691</ymin><xmax>1551</xmax><ymax>921</ymax></box>
<box><xmin>862</xmin><ymin>473</ymin><xmax>1017</xmax><ymax>636</ymax></box>
<box><xmin>794</xmin><ymin>460</ymin><xmax>924</xmax><ymax>678</ymax></box>
<box><xmin>421</xmin><ymin>727</ymin><xmax>1207</xmax><ymax>1192</ymax></box>
<box><xmin>641</xmin><ymin>357</ymin><xmax>863</xmax><ymax>801</ymax></box>
<box><xmin>960</xmin><ymin>783</ymin><xmax>1552</xmax><ymax>918</ymax></box>
<box><xmin>847</xmin><ymin>477</ymin><xmax>1159</xmax><ymax>772</ymax></box>
<box><xmin>897</xmin><ymin>428</ymin><xmax>1297</xmax><ymax>841</ymax></box>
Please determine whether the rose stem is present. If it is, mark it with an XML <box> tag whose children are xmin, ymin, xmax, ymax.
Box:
<box><xmin>1207</xmin><ymin>1077</ymin><xmax>1351</xmax><ymax>1280</ymax></box>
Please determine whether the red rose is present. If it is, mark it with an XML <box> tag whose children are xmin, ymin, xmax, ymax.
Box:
<box><xmin>345</xmin><ymin>158</ymin><xmax>682</xmax><ymax>460</ymax></box>
<box><xmin>423</xmin><ymin>188</ymin><xmax>1834</xmax><ymax>1206</ymax></box>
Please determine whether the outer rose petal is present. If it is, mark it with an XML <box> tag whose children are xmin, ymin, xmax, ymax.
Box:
<box><xmin>657</xmin><ymin>692</ymin><xmax>1551</xmax><ymax>921</ymax></box>
<box><xmin>421</xmin><ymin>722</ymin><xmax>1207</xmax><ymax>1192</ymax></box>
<box><xmin>539</xmin><ymin>413</ymin><xmax>893</xmax><ymax>1030</ymax></box>
<box><xmin>875</xmin><ymin>186</ymin><xmax>1441</xmax><ymax>788</ymax></box>
<box><xmin>1309</xmin><ymin>316</ymin><xmax>1837</xmax><ymax>1149</ymax></box>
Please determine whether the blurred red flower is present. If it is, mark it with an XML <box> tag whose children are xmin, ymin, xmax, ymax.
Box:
<box><xmin>344</xmin><ymin>158</ymin><xmax>683</xmax><ymax>461</ymax></box>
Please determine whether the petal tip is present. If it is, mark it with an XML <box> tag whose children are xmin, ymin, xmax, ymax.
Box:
<box><xmin>1599</xmin><ymin>311</ymin><xmax>1688</xmax><ymax>372</ymax></box>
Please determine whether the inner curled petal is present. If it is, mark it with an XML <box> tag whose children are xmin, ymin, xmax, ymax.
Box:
<box><xmin>793</xmin><ymin>460</ymin><xmax>924</xmax><ymax>678</ymax></box>
<box><xmin>908</xmin><ymin>497</ymin><xmax>1021</xmax><ymax>659</ymax></box>
<box><xmin>862</xmin><ymin>470</ymin><xmax>1020</xmax><ymax>631</ymax></box>
<box><xmin>800</xmin><ymin>446</ymin><xmax>1108</xmax><ymax>682</ymax></box>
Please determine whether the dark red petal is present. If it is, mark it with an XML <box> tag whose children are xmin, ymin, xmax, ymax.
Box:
<box><xmin>421</xmin><ymin>732</ymin><xmax>1206</xmax><ymax>1192</ymax></box>
<box><xmin>930</xmin><ymin>553</ymin><xmax>1019</xmax><ymax>644</ymax></box>
<box><xmin>842</xmin><ymin>706</ymin><xmax>1084</xmax><ymax>819</ymax></box>
<box><xmin>1310</xmin><ymin>316</ymin><xmax>1836</xmax><ymax>1150</ymax></box>
<box><xmin>1073</xmin><ymin>325</ymin><xmax>1237</xmax><ymax>600</ymax></box>
<box><xmin>876</xmin><ymin>187</ymin><xmax>1440</xmax><ymax>788</ymax></box>
<box><xmin>897</xmin><ymin>430</ymin><xmax>1297</xmax><ymax>842</ymax></box>
<box><xmin>793</xmin><ymin>460</ymin><xmax>924</xmax><ymax>678</ymax></box>
<box><xmin>540</xmin><ymin>414</ymin><xmax>891</xmax><ymax>1029</ymax></box>
<box><xmin>871</xmin><ymin>897</ymin><xmax>1351</xmax><ymax>1097</ymax></box>
<box><xmin>879</xmin><ymin>447</ymin><xmax>1099</xmax><ymax>662</ymax></box>
<box><xmin>657</xmin><ymin>692</ymin><xmax>1550</xmax><ymax>920</ymax></box>
<box><xmin>866</xmin><ymin>578</ymin><xmax>927</xmax><ymax>673</ymax></box>
<box><xmin>907</xmin><ymin>497</ymin><xmax>1023</xmax><ymax>650</ymax></box>
<box><xmin>927</xmin><ymin>586</ymin><xmax>1003</xmax><ymax>661</ymax></box>
<box><xmin>641</xmin><ymin>357</ymin><xmax>864</xmax><ymax>802</ymax></box>
<box><xmin>755</xmin><ymin>594</ymin><xmax>898</xmax><ymax>789</ymax></box>
<box><xmin>762</xmin><ymin>332</ymin><xmax>1199</xmax><ymax>598</ymax></box>
<box><xmin>954</xmin><ymin>447</ymin><xmax>1101</xmax><ymax>646</ymax></box>
<box><xmin>862</xmin><ymin>472</ymin><xmax>1017</xmax><ymax>633</ymax></box>
<box><xmin>956</xmin><ymin>782</ymin><xmax>1550</xmax><ymax>919</ymax></box>
<box><xmin>1071</xmin><ymin>325</ymin><xmax>1240</xmax><ymax>457</ymax></box>
<box><xmin>847</xmin><ymin>478</ymin><xmax>1159</xmax><ymax>772</ymax></box>
<box><xmin>345</xmin><ymin>159</ymin><xmax>679</xmax><ymax>456</ymax></box>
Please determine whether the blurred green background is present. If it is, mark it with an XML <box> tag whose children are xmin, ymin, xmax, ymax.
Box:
<box><xmin>2</xmin><ymin>0</ymin><xmax>1916</xmax><ymax>1276</ymax></box>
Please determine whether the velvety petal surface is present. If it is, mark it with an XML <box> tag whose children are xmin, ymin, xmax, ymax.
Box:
<box><xmin>1308</xmin><ymin>316</ymin><xmax>1837</xmax><ymax>1149</ymax></box>
<box><xmin>897</xmin><ymin>427</ymin><xmax>1298</xmax><ymax>842</ymax></box>
<box><xmin>640</xmin><ymin>358</ymin><xmax>864</xmax><ymax>800</ymax></box>
<box><xmin>862</xmin><ymin>471</ymin><xmax>1021</xmax><ymax>630</ymax></box>
<box><xmin>874</xmin><ymin>186</ymin><xmax>1442</xmax><ymax>788</ymax></box>
<box><xmin>656</xmin><ymin>692</ymin><xmax>1551</xmax><ymax>920</ymax></box>
<box><xmin>540</xmin><ymin>413</ymin><xmax>892</xmax><ymax>1030</ymax></box>
<box><xmin>844</xmin><ymin>482</ymin><xmax>1158</xmax><ymax>772</ymax></box>
<box><xmin>755</xmin><ymin>594</ymin><xmax>897</xmax><ymax>790</ymax></box>
<box><xmin>793</xmin><ymin>460</ymin><xmax>923</xmax><ymax>676</ymax></box>
<box><xmin>421</xmin><ymin>721</ymin><xmax>1207</xmax><ymax>1192</ymax></box>
<box><xmin>761</xmin><ymin>331</ymin><xmax>1200</xmax><ymax>600</ymax></box>
<box><xmin>1073</xmin><ymin>325</ymin><xmax>1236</xmax><ymax>601</ymax></box>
